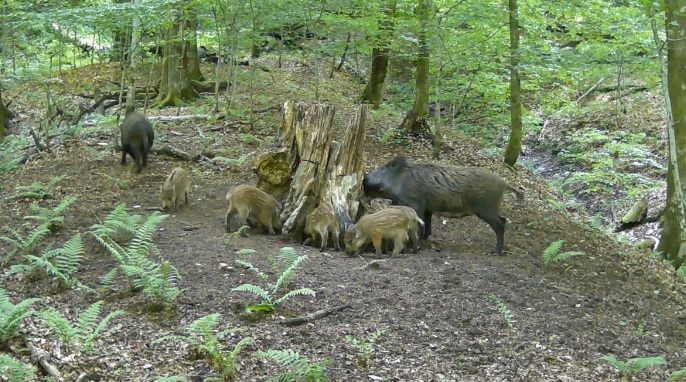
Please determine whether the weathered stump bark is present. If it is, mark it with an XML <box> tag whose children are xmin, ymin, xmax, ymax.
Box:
<box><xmin>253</xmin><ymin>100</ymin><xmax>367</xmax><ymax>243</ymax></box>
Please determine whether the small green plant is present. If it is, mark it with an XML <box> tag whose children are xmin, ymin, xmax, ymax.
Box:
<box><xmin>24</xmin><ymin>196</ymin><xmax>75</xmax><ymax>232</ymax></box>
<box><xmin>257</xmin><ymin>349</ymin><xmax>331</xmax><ymax>382</ymax></box>
<box><xmin>0</xmin><ymin>223</ymin><xmax>51</xmax><ymax>264</ymax></box>
<box><xmin>345</xmin><ymin>328</ymin><xmax>387</xmax><ymax>368</ymax></box>
<box><xmin>601</xmin><ymin>355</ymin><xmax>666</xmax><ymax>381</ymax></box>
<box><xmin>232</xmin><ymin>247</ymin><xmax>315</xmax><ymax>313</ymax></box>
<box><xmin>212</xmin><ymin>151</ymin><xmax>256</xmax><ymax>170</ymax></box>
<box><xmin>490</xmin><ymin>295</ymin><xmax>515</xmax><ymax>329</ymax></box>
<box><xmin>92</xmin><ymin>211</ymin><xmax>182</xmax><ymax>307</ymax></box>
<box><xmin>379</xmin><ymin>127</ymin><xmax>398</xmax><ymax>143</ymax></box>
<box><xmin>669</xmin><ymin>368</ymin><xmax>686</xmax><ymax>381</ymax></box>
<box><xmin>99</xmin><ymin>173</ymin><xmax>129</xmax><ymax>190</ymax></box>
<box><xmin>0</xmin><ymin>354</ymin><xmax>37</xmax><ymax>382</ymax></box>
<box><xmin>152</xmin><ymin>313</ymin><xmax>251</xmax><ymax>380</ymax></box>
<box><xmin>40</xmin><ymin>301</ymin><xmax>124</xmax><ymax>355</ymax></box>
<box><xmin>239</xmin><ymin>134</ymin><xmax>262</xmax><ymax>144</ymax></box>
<box><xmin>153</xmin><ymin>377</ymin><xmax>189</xmax><ymax>382</ymax></box>
<box><xmin>542</xmin><ymin>240</ymin><xmax>584</xmax><ymax>266</ymax></box>
<box><xmin>224</xmin><ymin>225</ymin><xmax>251</xmax><ymax>243</ymax></box>
<box><xmin>10</xmin><ymin>233</ymin><xmax>84</xmax><ymax>288</ymax></box>
<box><xmin>8</xmin><ymin>182</ymin><xmax>50</xmax><ymax>200</ymax></box>
<box><xmin>0</xmin><ymin>288</ymin><xmax>41</xmax><ymax>350</ymax></box>
<box><xmin>89</xmin><ymin>203</ymin><xmax>143</xmax><ymax>240</ymax></box>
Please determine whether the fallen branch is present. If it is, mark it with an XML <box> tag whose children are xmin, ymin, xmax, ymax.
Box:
<box><xmin>151</xmin><ymin>145</ymin><xmax>196</xmax><ymax>161</ymax></box>
<box><xmin>280</xmin><ymin>304</ymin><xmax>352</xmax><ymax>327</ymax></box>
<box><xmin>23</xmin><ymin>336</ymin><xmax>64</xmax><ymax>382</ymax></box>
<box><xmin>147</xmin><ymin>114</ymin><xmax>210</xmax><ymax>122</ymax></box>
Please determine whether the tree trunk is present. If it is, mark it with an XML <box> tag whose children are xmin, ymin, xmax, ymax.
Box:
<box><xmin>657</xmin><ymin>0</ymin><xmax>686</xmax><ymax>270</ymax></box>
<box><xmin>187</xmin><ymin>15</ymin><xmax>204</xmax><ymax>82</ymax></box>
<box><xmin>0</xmin><ymin>87</ymin><xmax>6</xmax><ymax>141</ymax></box>
<box><xmin>360</xmin><ymin>0</ymin><xmax>397</xmax><ymax>108</ymax></box>
<box><xmin>253</xmin><ymin>101</ymin><xmax>367</xmax><ymax>242</ymax></box>
<box><xmin>155</xmin><ymin>7</ymin><xmax>199</xmax><ymax>107</ymax></box>
<box><xmin>112</xmin><ymin>0</ymin><xmax>132</xmax><ymax>64</ymax></box>
<box><xmin>399</xmin><ymin>0</ymin><xmax>431</xmax><ymax>136</ymax></box>
<box><xmin>503</xmin><ymin>0</ymin><xmax>522</xmax><ymax>166</ymax></box>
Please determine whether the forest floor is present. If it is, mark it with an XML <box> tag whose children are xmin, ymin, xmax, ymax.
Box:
<box><xmin>1</xmin><ymin>59</ymin><xmax>686</xmax><ymax>382</ymax></box>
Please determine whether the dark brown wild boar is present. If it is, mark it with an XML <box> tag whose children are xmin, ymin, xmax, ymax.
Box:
<box><xmin>160</xmin><ymin>167</ymin><xmax>191</xmax><ymax>211</ymax></box>
<box><xmin>304</xmin><ymin>202</ymin><xmax>340</xmax><ymax>251</ymax></box>
<box><xmin>224</xmin><ymin>184</ymin><xmax>282</xmax><ymax>236</ymax></box>
<box><xmin>363</xmin><ymin>155</ymin><xmax>524</xmax><ymax>255</ymax></box>
<box><xmin>120</xmin><ymin>111</ymin><xmax>154</xmax><ymax>174</ymax></box>
<box><xmin>344</xmin><ymin>207</ymin><xmax>425</xmax><ymax>257</ymax></box>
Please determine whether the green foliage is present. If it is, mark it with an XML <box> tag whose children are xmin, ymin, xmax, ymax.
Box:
<box><xmin>542</xmin><ymin>240</ymin><xmax>584</xmax><ymax>266</ymax></box>
<box><xmin>89</xmin><ymin>203</ymin><xmax>143</xmax><ymax>240</ymax></box>
<box><xmin>345</xmin><ymin>328</ymin><xmax>387</xmax><ymax>368</ymax></box>
<box><xmin>257</xmin><ymin>349</ymin><xmax>331</xmax><ymax>382</ymax></box>
<box><xmin>669</xmin><ymin>368</ymin><xmax>686</xmax><ymax>382</ymax></box>
<box><xmin>98</xmin><ymin>173</ymin><xmax>130</xmax><ymax>190</ymax></box>
<box><xmin>153</xmin><ymin>377</ymin><xmax>189</xmax><ymax>382</ymax></box>
<box><xmin>0</xmin><ymin>354</ymin><xmax>37</xmax><ymax>382</ymax></box>
<box><xmin>10</xmin><ymin>233</ymin><xmax>84</xmax><ymax>288</ymax></box>
<box><xmin>601</xmin><ymin>355</ymin><xmax>667</xmax><ymax>379</ymax></box>
<box><xmin>212</xmin><ymin>151</ymin><xmax>256</xmax><ymax>168</ymax></box>
<box><xmin>0</xmin><ymin>288</ymin><xmax>40</xmax><ymax>348</ymax></box>
<box><xmin>40</xmin><ymin>301</ymin><xmax>124</xmax><ymax>355</ymax></box>
<box><xmin>232</xmin><ymin>247</ymin><xmax>315</xmax><ymax>313</ymax></box>
<box><xmin>1</xmin><ymin>196</ymin><xmax>75</xmax><ymax>264</ymax></box>
<box><xmin>152</xmin><ymin>313</ymin><xmax>251</xmax><ymax>380</ymax></box>
<box><xmin>490</xmin><ymin>295</ymin><xmax>515</xmax><ymax>329</ymax></box>
<box><xmin>91</xmin><ymin>209</ymin><xmax>182</xmax><ymax>305</ymax></box>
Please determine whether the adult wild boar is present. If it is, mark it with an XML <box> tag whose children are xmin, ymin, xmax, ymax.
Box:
<box><xmin>363</xmin><ymin>155</ymin><xmax>524</xmax><ymax>255</ymax></box>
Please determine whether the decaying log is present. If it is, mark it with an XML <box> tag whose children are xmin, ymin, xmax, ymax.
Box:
<box><xmin>614</xmin><ymin>198</ymin><xmax>663</xmax><ymax>232</ymax></box>
<box><xmin>254</xmin><ymin>100</ymin><xmax>367</xmax><ymax>242</ymax></box>
<box><xmin>23</xmin><ymin>336</ymin><xmax>64</xmax><ymax>382</ymax></box>
<box><xmin>280</xmin><ymin>303</ymin><xmax>352</xmax><ymax>326</ymax></box>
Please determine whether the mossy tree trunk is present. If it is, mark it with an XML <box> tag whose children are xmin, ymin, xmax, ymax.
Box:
<box><xmin>360</xmin><ymin>0</ymin><xmax>397</xmax><ymax>108</ymax></box>
<box><xmin>253</xmin><ymin>101</ymin><xmax>367</xmax><ymax>242</ymax></box>
<box><xmin>657</xmin><ymin>0</ymin><xmax>686</xmax><ymax>270</ymax></box>
<box><xmin>399</xmin><ymin>0</ymin><xmax>431</xmax><ymax>136</ymax></box>
<box><xmin>155</xmin><ymin>5</ymin><xmax>199</xmax><ymax>107</ymax></box>
<box><xmin>0</xmin><ymin>87</ymin><xmax>6</xmax><ymax>141</ymax></box>
<box><xmin>187</xmin><ymin>15</ymin><xmax>204</xmax><ymax>82</ymax></box>
<box><xmin>503</xmin><ymin>0</ymin><xmax>522</xmax><ymax>166</ymax></box>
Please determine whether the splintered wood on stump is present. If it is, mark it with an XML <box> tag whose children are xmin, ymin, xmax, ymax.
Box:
<box><xmin>253</xmin><ymin>100</ymin><xmax>367</xmax><ymax>243</ymax></box>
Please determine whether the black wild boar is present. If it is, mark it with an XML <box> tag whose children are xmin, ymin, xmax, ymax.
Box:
<box><xmin>363</xmin><ymin>155</ymin><xmax>524</xmax><ymax>255</ymax></box>
<box><xmin>120</xmin><ymin>111</ymin><xmax>154</xmax><ymax>173</ymax></box>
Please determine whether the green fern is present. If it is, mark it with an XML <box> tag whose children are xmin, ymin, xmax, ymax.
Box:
<box><xmin>97</xmin><ymin>268</ymin><xmax>119</xmax><ymax>296</ymax></box>
<box><xmin>89</xmin><ymin>203</ymin><xmax>143</xmax><ymax>240</ymax></box>
<box><xmin>345</xmin><ymin>328</ymin><xmax>387</xmax><ymax>368</ymax></box>
<box><xmin>152</xmin><ymin>314</ymin><xmax>251</xmax><ymax>379</ymax></box>
<box><xmin>0</xmin><ymin>223</ymin><xmax>52</xmax><ymax>264</ymax></box>
<box><xmin>92</xmin><ymin>211</ymin><xmax>181</xmax><ymax>305</ymax></box>
<box><xmin>490</xmin><ymin>295</ymin><xmax>515</xmax><ymax>329</ymax></box>
<box><xmin>0</xmin><ymin>354</ymin><xmax>37</xmax><ymax>382</ymax></box>
<box><xmin>601</xmin><ymin>355</ymin><xmax>666</xmax><ymax>380</ymax></box>
<box><xmin>24</xmin><ymin>196</ymin><xmax>76</xmax><ymax>231</ymax></box>
<box><xmin>153</xmin><ymin>377</ymin><xmax>189</xmax><ymax>382</ymax></box>
<box><xmin>40</xmin><ymin>301</ymin><xmax>124</xmax><ymax>355</ymax></box>
<box><xmin>232</xmin><ymin>249</ymin><xmax>315</xmax><ymax>313</ymax></box>
<box><xmin>0</xmin><ymin>288</ymin><xmax>41</xmax><ymax>348</ymax></box>
<box><xmin>10</xmin><ymin>233</ymin><xmax>84</xmax><ymax>288</ymax></box>
<box><xmin>10</xmin><ymin>182</ymin><xmax>50</xmax><ymax>200</ymax></box>
<box><xmin>669</xmin><ymin>368</ymin><xmax>686</xmax><ymax>381</ymax></box>
<box><xmin>542</xmin><ymin>240</ymin><xmax>584</xmax><ymax>266</ymax></box>
<box><xmin>258</xmin><ymin>349</ymin><xmax>331</xmax><ymax>382</ymax></box>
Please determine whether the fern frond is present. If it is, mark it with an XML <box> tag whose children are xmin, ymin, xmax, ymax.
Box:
<box><xmin>153</xmin><ymin>377</ymin><xmax>188</xmax><ymax>382</ymax></box>
<box><xmin>188</xmin><ymin>314</ymin><xmax>222</xmax><ymax>338</ymax></box>
<box><xmin>0</xmin><ymin>289</ymin><xmax>40</xmax><ymax>342</ymax></box>
<box><xmin>235</xmin><ymin>259</ymin><xmax>269</xmax><ymax>282</ymax></box>
<box><xmin>0</xmin><ymin>354</ymin><xmax>37</xmax><ymax>382</ymax></box>
<box><xmin>626</xmin><ymin>356</ymin><xmax>667</xmax><ymax>372</ymax></box>
<box><xmin>273</xmin><ymin>254</ymin><xmax>308</xmax><ymax>293</ymax></box>
<box><xmin>40</xmin><ymin>309</ymin><xmax>78</xmax><ymax>348</ymax></box>
<box><xmin>669</xmin><ymin>368</ymin><xmax>686</xmax><ymax>382</ymax></box>
<box><xmin>601</xmin><ymin>355</ymin><xmax>628</xmax><ymax>372</ymax></box>
<box><xmin>542</xmin><ymin>240</ymin><xmax>564</xmax><ymax>259</ymax></box>
<box><xmin>86</xmin><ymin>308</ymin><xmax>125</xmax><ymax>348</ymax></box>
<box><xmin>274</xmin><ymin>288</ymin><xmax>316</xmax><ymax>306</ymax></box>
<box><xmin>232</xmin><ymin>284</ymin><xmax>273</xmax><ymax>305</ymax></box>
<box><xmin>258</xmin><ymin>349</ymin><xmax>303</xmax><ymax>367</ymax></box>
<box><xmin>552</xmin><ymin>251</ymin><xmax>584</xmax><ymax>263</ymax></box>
<box><xmin>228</xmin><ymin>336</ymin><xmax>252</xmax><ymax>359</ymax></box>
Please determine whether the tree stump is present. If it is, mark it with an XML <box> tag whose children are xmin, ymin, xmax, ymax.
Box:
<box><xmin>253</xmin><ymin>100</ymin><xmax>367</xmax><ymax>243</ymax></box>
